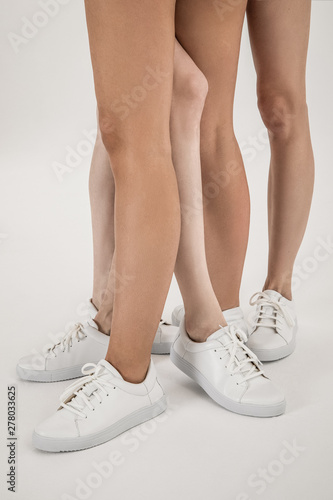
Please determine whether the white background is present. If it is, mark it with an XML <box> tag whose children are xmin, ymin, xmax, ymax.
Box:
<box><xmin>1</xmin><ymin>1</ymin><xmax>332</xmax><ymax>499</ymax></box>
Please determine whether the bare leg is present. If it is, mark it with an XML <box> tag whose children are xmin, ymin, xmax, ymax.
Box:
<box><xmin>247</xmin><ymin>0</ymin><xmax>314</xmax><ymax>299</ymax></box>
<box><xmin>90</xmin><ymin>125</ymin><xmax>135</xmax><ymax>334</ymax></box>
<box><xmin>90</xmin><ymin>133</ymin><xmax>117</xmax><ymax>335</ymax></box>
<box><xmin>172</xmin><ymin>41</ymin><xmax>226</xmax><ymax>340</ymax></box>
<box><xmin>89</xmin><ymin>127</ymin><xmax>115</xmax><ymax>313</ymax></box>
<box><xmin>92</xmin><ymin>41</ymin><xmax>226</xmax><ymax>340</ymax></box>
<box><xmin>176</xmin><ymin>0</ymin><xmax>250</xmax><ymax>311</ymax></box>
<box><xmin>84</xmin><ymin>0</ymin><xmax>180</xmax><ymax>382</ymax></box>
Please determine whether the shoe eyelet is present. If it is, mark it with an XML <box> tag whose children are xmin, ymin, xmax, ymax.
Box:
<box><xmin>113</xmin><ymin>387</ymin><xmax>116</xmax><ymax>390</ymax></box>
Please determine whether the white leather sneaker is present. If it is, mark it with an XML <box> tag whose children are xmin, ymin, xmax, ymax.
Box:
<box><xmin>152</xmin><ymin>320</ymin><xmax>179</xmax><ymax>354</ymax></box>
<box><xmin>171</xmin><ymin>305</ymin><xmax>185</xmax><ymax>327</ymax></box>
<box><xmin>171</xmin><ymin>304</ymin><xmax>248</xmax><ymax>336</ymax></box>
<box><xmin>247</xmin><ymin>290</ymin><xmax>297</xmax><ymax>362</ymax></box>
<box><xmin>17</xmin><ymin>320</ymin><xmax>109</xmax><ymax>382</ymax></box>
<box><xmin>222</xmin><ymin>306</ymin><xmax>248</xmax><ymax>337</ymax></box>
<box><xmin>33</xmin><ymin>359</ymin><xmax>167</xmax><ymax>452</ymax></box>
<box><xmin>17</xmin><ymin>305</ymin><xmax>178</xmax><ymax>383</ymax></box>
<box><xmin>170</xmin><ymin>319</ymin><xmax>285</xmax><ymax>417</ymax></box>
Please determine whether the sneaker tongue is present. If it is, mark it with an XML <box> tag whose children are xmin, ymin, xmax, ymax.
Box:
<box><xmin>206</xmin><ymin>326</ymin><xmax>228</xmax><ymax>342</ymax></box>
<box><xmin>223</xmin><ymin>307</ymin><xmax>243</xmax><ymax>323</ymax></box>
<box><xmin>258</xmin><ymin>305</ymin><xmax>275</xmax><ymax>326</ymax></box>
<box><xmin>87</xmin><ymin>318</ymin><xmax>99</xmax><ymax>329</ymax></box>
<box><xmin>264</xmin><ymin>290</ymin><xmax>283</xmax><ymax>300</ymax></box>
<box><xmin>258</xmin><ymin>290</ymin><xmax>282</xmax><ymax>327</ymax></box>
<box><xmin>97</xmin><ymin>359</ymin><xmax>123</xmax><ymax>379</ymax></box>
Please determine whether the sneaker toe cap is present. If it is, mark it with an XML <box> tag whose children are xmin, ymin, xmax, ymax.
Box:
<box><xmin>241</xmin><ymin>377</ymin><xmax>285</xmax><ymax>407</ymax></box>
<box><xmin>17</xmin><ymin>354</ymin><xmax>46</xmax><ymax>372</ymax></box>
<box><xmin>246</xmin><ymin>328</ymin><xmax>287</xmax><ymax>351</ymax></box>
<box><xmin>34</xmin><ymin>410</ymin><xmax>79</xmax><ymax>439</ymax></box>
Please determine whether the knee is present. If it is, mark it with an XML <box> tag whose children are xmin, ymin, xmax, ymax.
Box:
<box><xmin>98</xmin><ymin>111</ymin><xmax>127</xmax><ymax>158</ymax></box>
<box><xmin>257</xmin><ymin>88</ymin><xmax>308</xmax><ymax>138</ymax></box>
<box><xmin>184</xmin><ymin>69</ymin><xmax>208</xmax><ymax>104</ymax></box>
<box><xmin>173</xmin><ymin>67</ymin><xmax>208</xmax><ymax>114</ymax></box>
<box><xmin>99</xmin><ymin>109</ymin><xmax>169</xmax><ymax>155</ymax></box>
<box><xmin>98</xmin><ymin>109</ymin><xmax>172</xmax><ymax>178</ymax></box>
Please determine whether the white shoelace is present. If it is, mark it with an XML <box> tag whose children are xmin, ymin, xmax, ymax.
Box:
<box><xmin>60</xmin><ymin>363</ymin><xmax>116</xmax><ymax>418</ymax></box>
<box><xmin>249</xmin><ymin>292</ymin><xmax>295</xmax><ymax>331</ymax></box>
<box><xmin>47</xmin><ymin>323</ymin><xmax>87</xmax><ymax>358</ymax></box>
<box><xmin>214</xmin><ymin>325</ymin><xmax>263</xmax><ymax>383</ymax></box>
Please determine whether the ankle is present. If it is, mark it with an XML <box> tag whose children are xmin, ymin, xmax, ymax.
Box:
<box><xmin>92</xmin><ymin>293</ymin><xmax>104</xmax><ymax>312</ymax></box>
<box><xmin>94</xmin><ymin>310</ymin><xmax>112</xmax><ymax>335</ymax></box>
<box><xmin>105</xmin><ymin>352</ymin><xmax>149</xmax><ymax>384</ymax></box>
<box><xmin>91</xmin><ymin>297</ymin><xmax>100</xmax><ymax>312</ymax></box>
<box><xmin>263</xmin><ymin>277</ymin><xmax>292</xmax><ymax>301</ymax></box>
<box><xmin>222</xmin><ymin>302</ymin><xmax>240</xmax><ymax>312</ymax></box>
<box><xmin>185</xmin><ymin>311</ymin><xmax>226</xmax><ymax>343</ymax></box>
<box><xmin>92</xmin><ymin>282</ymin><xmax>110</xmax><ymax>312</ymax></box>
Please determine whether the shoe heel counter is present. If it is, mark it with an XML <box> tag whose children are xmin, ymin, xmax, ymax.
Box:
<box><xmin>172</xmin><ymin>332</ymin><xmax>187</xmax><ymax>358</ymax></box>
<box><xmin>148</xmin><ymin>379</ymin><xmax>165</xmax><ymax>404</ymax></box>
<box><xmin>171</xmin><ymin>308</ymin><xmax>181</xmax><ymax>327</ymax></box>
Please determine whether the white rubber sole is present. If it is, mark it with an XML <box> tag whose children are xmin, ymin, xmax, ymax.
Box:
<box><xmin>16</xmin><ymin>364</ymin><xmax>88</xmax><ymax>383</ymax></box>
<box><xmin>33</xmin><ymin>395</ymin><xmax>167</xmax><ymax>452</ymax></box>
<box><xmin>170</xmin><ymin>347</ymin><xmax>285</xmax><ymax>418</ymax></box>
<box><xmin>151</xmin><ymin>342</ymin><xmax>172</xmax><ymax>355</ymax></box>
<box><xmin>246</xmin><ymin>334</ymin><xmax>297</xmax><ymax>362</ymax></box>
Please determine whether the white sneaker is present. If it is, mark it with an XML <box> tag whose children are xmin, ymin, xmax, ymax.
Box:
<box><xmin>171</xmin><ymin>304</ymin><xmax>185</xmax><ymax>327</ymax></box>
<box><xmin>247</xmin><ymin>290</ymin><xmax>297</xmax><ymax>362</ymax></box>
<box><xmin>170</xmin><ymin>318</ymin><xmax>285</xmax><ymax>417</ymax></box>
<box><xmin>17</xmin><ymin>320</ymin><xmax>109</xmax><ymax>382</ymax></box>
<box><xmin>33</xmin><ymin>359</ymin><xmax>167</xmax><ymax>452</ymax></box>
<box><xmin>17</xmin><ymin>302</ymin><xmax>178</xmax><ymax>382</ymax></box>
<box><xmin>222</xmin><ymin>306</ymin><xmax>248</xmax><ymax>337</ymax></box>
<box><xmin>171</xmin><ymin>304</ymin><xmax>248</xmax><ymax>336</ymax></box>
<box><xmin>151</xmin><ymin>320</ymin><xmax>179</xmax><ymax>355</ymax></box>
